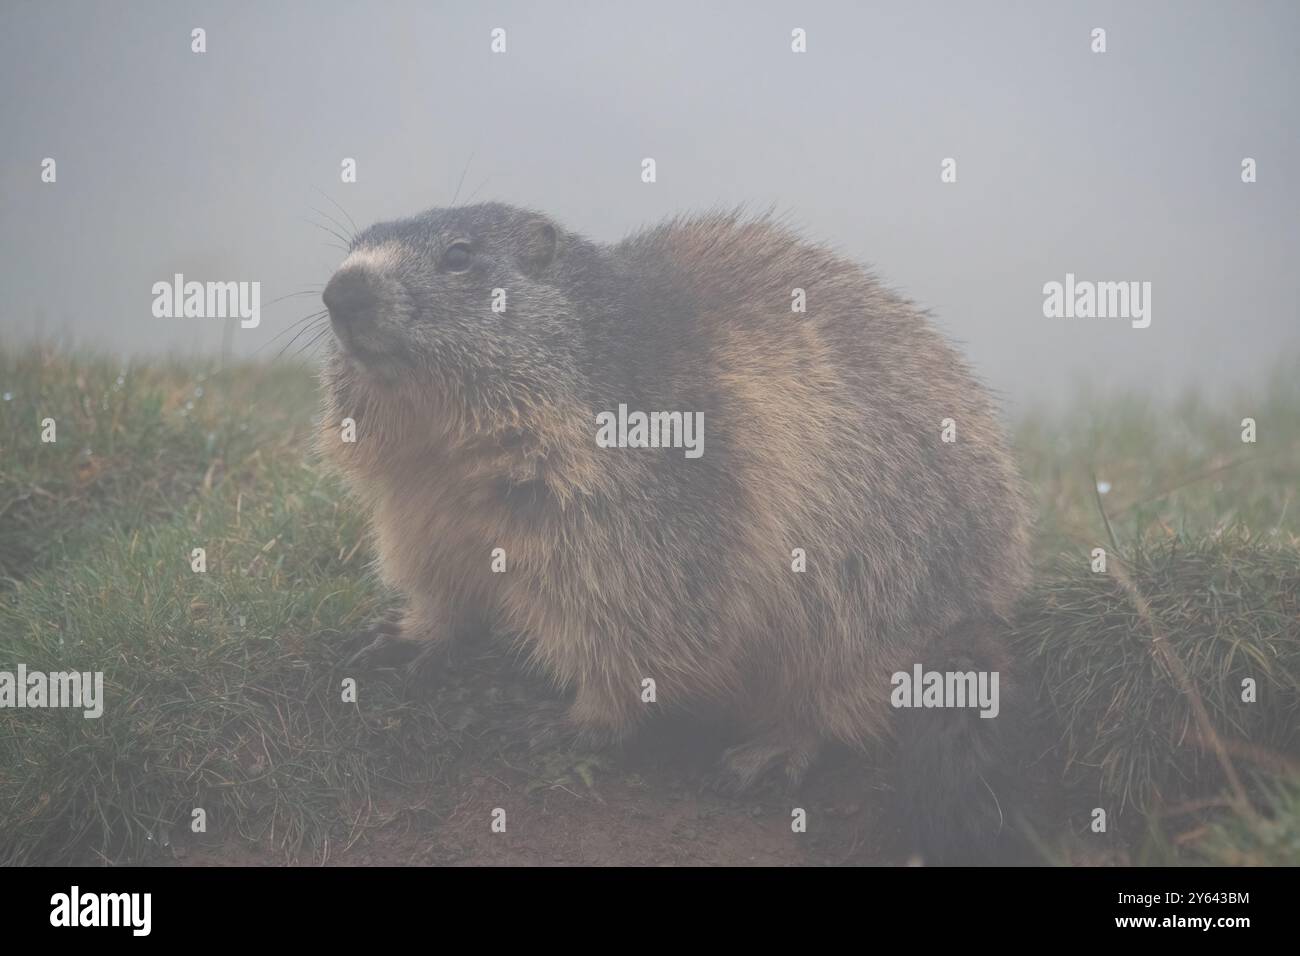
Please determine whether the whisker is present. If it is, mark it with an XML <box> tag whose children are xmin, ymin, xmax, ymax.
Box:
<box><xmin>273</xmin><ymin>314</ymin><xmax>329</xmax><ymax>360</ymax></box>
<box><xmin>450</xmin><ymin>149</ymin><xmax>476</xmax><ymax>207</ymax></box>
<box><xmin>293</xmin><ymin>323</ymin><xmax>334</xmax><ymax>358</ymax></box>
<box><xmin>309</xmin><ymin>205</ymin><xmax>356</xmax><ymax>246</ymax></box>
<box><xmin>262</xmin><ymin>309</ymin><xmax>328</xmax><ymax>350</ymax></box>
<box><xmin>258</xmin><ymin>323</ymin><xmax>321</xmax><ymax>361</ymax></box>
<box><xmin>263</xmin><ymin>289</ymin><xmax>325</xmax><ymax>308</ymax></box>
<box><xmin>463</xmin><ymin>174</ymin><xmax>492</xmax><ymax>207</ymax></box>
<box><xmin>312</xmin><ymin>185</ymin><xmax>359</xmax><ymax>236</ymax></box>
<box><xmin>279</xmin><ymin>321</ymin><xmax>329</xmax><ymax>361</ymax></box>
<box><xmin>301</xmin><ymin>216</ymin><xmax>352</xmax><ymax>249</ymax></box>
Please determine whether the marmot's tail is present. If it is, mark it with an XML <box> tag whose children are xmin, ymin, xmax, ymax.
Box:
<box><xmin>891</xmin><ymin>615</ymin><xmax>1027</xmax><ymax>865</ymax></box>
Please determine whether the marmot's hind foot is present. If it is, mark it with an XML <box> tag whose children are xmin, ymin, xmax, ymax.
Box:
<box><xmin>706</xmin><ymin>730</ymin><xmax>822</xmax><ymax>796</ymax></box>
<box><xmin>341</xmin><ymin>614</ymin><xmax>421</xmax><ymax>671</ymax></box>
<box><xmin>518</xmin><ymin>699</ymin><xmax>625</xmax><ymax>754</ymax></box>
<box><xmin>341</xmin><ymin>609</ymin><xmax>453</xmax><ymax>681</ymax></box>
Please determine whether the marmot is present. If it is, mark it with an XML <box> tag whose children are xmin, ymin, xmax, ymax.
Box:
<box><xmin>318</xmin><ymin>203</ymin><xmax>1033</xmax><ymax>862</ymax></box>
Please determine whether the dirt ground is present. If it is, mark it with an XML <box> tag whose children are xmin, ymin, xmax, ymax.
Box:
<box><xmin>182</xmin><ymin>759</ymin><xmax>895</xmax><ymax>867</ymax></box>
<box><xmin>324</xmin><ymin>753</ymin><xmax>888</xmax><ymax>867</ymax></box>
<box><xmin>175</xmin><ymin>648</ymin><xmax>920</xmax><ymax>867</ymax></box>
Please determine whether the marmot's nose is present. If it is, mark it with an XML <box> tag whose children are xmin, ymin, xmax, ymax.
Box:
<box><xmin>323</xmin><ymin>269</ymin><xmax>379</xmax><ymax>325</ymax></box>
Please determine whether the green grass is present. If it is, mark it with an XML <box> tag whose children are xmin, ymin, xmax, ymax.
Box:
<box><xmin>1015</xmin><ymin>355</ymin><xmax>1300</xmax><ymax>556</ymax></box>
<box><xmin>1010</xmin><ymin>361</ymin><xmax>1300</xmax><ymax>858</ymax></box>
<box><xmin>1196</xmin><ymin>777</ymin><xmax>1300</xmax><ymax>866</ymax></box>
<box><xmin>0</xmin><ymin>341</ymin><xmax>1297</xmax><ymax>864</ymax></box>
<box><xmin>0</xmin><ymin>345</ymin><xmax>315</xmax><ymax>583</ymax></box>
<box><xmin>0</xmin><ymin>345</ymin><xmax>454</xmax><ymax>864</ymax></box>
<box><xmin>1014</xmin><ymin>533</ymin><xmax>1299</xmax><ymax>810</ymax></box>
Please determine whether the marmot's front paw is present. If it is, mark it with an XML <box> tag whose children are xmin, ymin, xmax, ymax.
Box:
<box><xmin>341</xmin><ymin>615</ymin><xmax>415</xmax><ymax>670</ymax></box>
<box><xmin>704</xmin><ymin>731</ymin><xmax>822</xmax><ymax>796</ymax></box>
<box><xmin>518</xmin><ymin>700</ymin><xmax>621</xmax><ymax>754</ymax></box>
<box><xmin>519</xmin><ymin>700</ymin><xmax>576</xmax><ymax>752</ymax></box>
<box><xmin>399</xmin><ymin>639</ymin><xmax>449</xmax><ymax>682</ymax></box>
<box><xmin>341</xmin><ymin>611</ymin><xmax>452</xmax><ymax>680</ymax></box>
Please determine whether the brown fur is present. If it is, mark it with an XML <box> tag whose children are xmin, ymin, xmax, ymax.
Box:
<box><xmin>318</xmin><ymin>203</ymin><xmax>1033</xmax><ymax>855</ymax></box>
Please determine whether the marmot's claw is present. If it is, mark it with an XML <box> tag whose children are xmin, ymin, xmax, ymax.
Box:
<box><xmin>401</xmin><ymin>640</ymin><xmax>448</xmax><ymax>683</ymax></box>
<box><xmin>517</xmin><ymin>701</ymin><xmax>622</xmax><ymax>754</ymax></box>
<box><xmin>521</xmin><ymin>700</ymin><xmax>574</xmax><ymax>752</ymax></box>
<box><xmin>701</xmin><ymin>763</ymin><xmax>761</xmax><ymax>797</ymax></box>
<box><xmin>342</xmin><ymin>619</ymin><xmax>415</xmax><ymax>670</ymax></box>
<box><xmin>704</xmin><ymin>734</ymin><xmax>819</xmax><ymax>797</ymax></box>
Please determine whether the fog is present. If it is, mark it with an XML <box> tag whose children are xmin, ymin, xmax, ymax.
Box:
<box><xmin>2</xmin><ymin>0</ymin><xmax>1297</xmax><ymax>410</ymax></box>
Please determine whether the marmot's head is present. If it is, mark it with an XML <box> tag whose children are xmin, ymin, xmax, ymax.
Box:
<box><xmin>322</xmin><ymin>202</ymin><xmax>587</xmax><ymax>419</ymax></box>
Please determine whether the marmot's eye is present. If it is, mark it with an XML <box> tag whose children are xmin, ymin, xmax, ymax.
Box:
<box><xmin>441</xmin><ymin>241</ymin><xmax>473</xmax><ymax>272</ymax></box>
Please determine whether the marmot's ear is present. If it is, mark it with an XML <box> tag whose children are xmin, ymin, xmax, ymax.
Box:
<box><xmin>519</xmin><ymin>218</ymin><xmax>558</xmax><ymax>273</ymax></box>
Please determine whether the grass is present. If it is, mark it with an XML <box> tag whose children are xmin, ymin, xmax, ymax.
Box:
<box><xmin>1014</xmin><ymin>533</ymin><xmax>1299</xmax><ymax>811</ymax></box>
<box><xmin>1010</xmin><ymin>361</ymin><xmax>1300</xmax><ymax>857</ymax></box>
<box><xmin>1195</xmin><ymin>777</ymin><xmax>1300</xmax><ymax>866</ymax></box>
<box><xmin>0</xmin><ymin>344</ymin><xmax>451</xmax><ymax>864</ymax></box>
<box><xmin>0</xmin><ymin>340</ymin><xmax>1297</xmax><ymax>865</ymax></box>
<box><xmin>0</xmin><ymin>347</ymin><xmax>314</xmax><ymax>584</ymax></box>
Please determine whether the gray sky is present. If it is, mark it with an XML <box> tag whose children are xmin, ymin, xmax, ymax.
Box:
<box><xmin>2</xmin><ymin>0</ymin><xmax>1297</xmax><ymax>409</ymax></box>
